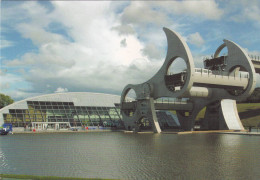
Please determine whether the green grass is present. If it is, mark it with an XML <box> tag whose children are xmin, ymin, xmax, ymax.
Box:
<box><xmin>237</xmin><ymin>103</ymin><xmax>260</xmax><ymax>127</ymax></box>
<box><xmin>0</xmin><ymin>174</ymin><xmax>114</xmax><ymax>180</ymax></box>
<box><xmin>195</xmin><ymin>108</ymin><xmax>206</xmax><ymax>120</ymax></box>
<box><xmin>194</xmin><ymin>103</ymin><xmax>260</xmax><ymax>127</ymax></box>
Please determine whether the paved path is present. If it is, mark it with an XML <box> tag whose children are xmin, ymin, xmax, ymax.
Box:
<box><xmin>217</xmin><ymin>131</ymin><xmax>260</xmax><ymax>136</ymax></box>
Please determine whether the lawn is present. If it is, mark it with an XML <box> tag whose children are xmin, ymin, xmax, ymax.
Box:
<box><xmin>194</xmin><ymin>103</ymin><xmax>260</xmax><ymax>127</ymax></box>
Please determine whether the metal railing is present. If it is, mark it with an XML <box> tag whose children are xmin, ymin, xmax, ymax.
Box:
<box><xmin>154</xmin><ymin>98</ymin><xmax>189</xmax><ymax>104</ymax></box>
<box><xmin>249</xmin><ymin>54</ymin><xmax>260</xmax><ymax>61</ymax></box>
<box><xmin>194</xmin><ymin>68</ymin><xmax>249</xmax><ymax>79</ymax></box>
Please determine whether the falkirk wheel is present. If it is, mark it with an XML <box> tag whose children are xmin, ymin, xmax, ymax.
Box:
<box><xmin>120</xmin><ymin>27</ymin><xmax>257</xmax><ymax>133</ymax></box>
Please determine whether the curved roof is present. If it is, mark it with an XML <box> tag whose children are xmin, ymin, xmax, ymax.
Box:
<box><xmin>0</xmin><ymin>92</ymin><xmax>121</xmax><ymax>125</ymax></box>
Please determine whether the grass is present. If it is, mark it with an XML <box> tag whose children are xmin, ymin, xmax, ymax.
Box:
<box><xmin>0</xmin><ymin>174</ymin><xmax>114</xmax><ymax>180</ymax></box>
<box><xmin>194</xmin><ymin>103</ymin><xmax>260</xmax><ymax>127</ymax></box>
<box><xmin>237</xmin><ymin>103</ymin><xmax>260</xmax><ymax>127</ymax></box>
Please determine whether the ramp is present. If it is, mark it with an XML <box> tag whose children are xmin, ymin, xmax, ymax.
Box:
<box><xmin>220</xmin><ymin>99</ymin><xmax>244</xmax><ymax>130</ymax></box>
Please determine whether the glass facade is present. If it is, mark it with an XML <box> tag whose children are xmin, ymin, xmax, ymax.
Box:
<box><xmin>3</xmin><ymin>100</ymin><xmax>122</xmax><ymax>128</ymax></box>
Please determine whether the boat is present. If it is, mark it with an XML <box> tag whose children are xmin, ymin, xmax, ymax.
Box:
<box><xmin>0</xmin><ymin>129</ymin><xmax>9</xmax><ymax>135</ymax></box>
<box><xmin>0</xmin><ymin>124</ymin><xmax>13</xmax><ymax>135</ymax></box>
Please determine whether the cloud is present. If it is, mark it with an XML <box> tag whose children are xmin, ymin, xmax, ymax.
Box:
<box><xmin>1</xmin><ymin>39</ymin><xmax>15</xmax><ymax>49</ymax></box>
<box><xmin>0</xmin><ymin>83</ymin><xmax>10</xmax><ymax>90</ymax></box>
<box><xmin>187</xmin><ymin>32</ymin><xmax>205</xmax><ymax>47</ymax></box>
<box><xmin>0</xmin><ymin>69</ymin><xmax>7</xmax><ymax>76</ymax></box>
<box><xmin>120</xmin><ymin>38</ymin><xmax>127</xmax><ymax>47</ymax></box>
<box><xmin>112</xmin><ymin>24</ymin><xmax>135</xmax><ymax>35</ymax></box>
<box><xmin>16</xmin><ymin>23</ymin><xmax>67</xmax><ymax>47</ymax></box>
<box><xmin>2</xmin><ymin>1</ymin><xmax>155</xmax><ymax>99</ymax></box>
<box><xmin>0</xmin><ymin>73</ymin><xmax>31</xmax><ymax>100</ymax></box>
<box><xmin>120</xmin><ymin>1</ymin><xmax>168</xmax><ymax>26</ymax></box>
<box><xmin>55</xmin><ymin>87</ymin><xmax>69</xmax><ymax>93</ymax></box>
<box><xmin>2</xmin><ymin>0</ymin><xmax>260</xmax><ymax>101</ymax></box>
<box><xmin>141</xmin><ymin>43</ymin><xmax>163</xmax><ymax>60</ymax></box>
<box><xmin>117</xmin><ymin>1</ymin><xmax>224</xmax><ymax>29</ymax></box>
<box><xmin>225</xmin><ymin>0</ymin><xmax>260</xmax><ymax>27</ymax></box>
<box><xmin>244</xmin><ymin>5</ymin><xmax>260</xmax><ymax>23</ymax></box>
<box><xmin>161</xmin><ymin>0</ymin><xmax>224</xmax><ymax>20</ymax></box>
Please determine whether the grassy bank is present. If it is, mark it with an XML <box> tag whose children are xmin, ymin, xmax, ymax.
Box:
<box><xmin>194</xmin><ymin>103</ymin><xmax>260</xmax><ymax>127</ymax></box>
<box><xmin>237</xmin><ymin>103</ymin><xmax>260</xmax><ymax>127</ymax></box>
<box><xmin>0</xmin><ymin>174</ymin><xmax>113</xmax><ymax>180</ymax></box>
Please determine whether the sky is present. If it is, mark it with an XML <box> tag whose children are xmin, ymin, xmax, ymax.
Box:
<box><xmin>1</xmin><ymin>0</ymin><xmax>260</xmax><ymax>101</ymax></box>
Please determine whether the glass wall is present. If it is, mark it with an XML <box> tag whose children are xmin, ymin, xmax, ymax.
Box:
<box><xmin>3</xmin><ymin>101</ymin><xmax>123</xmax><ymax>128</ymax></box>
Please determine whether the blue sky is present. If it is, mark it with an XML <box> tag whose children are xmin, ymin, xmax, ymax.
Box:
<box><xmin>1</xmin><ymin>0</ymin><xmax>260</xmax><ymax>101</ymax></box>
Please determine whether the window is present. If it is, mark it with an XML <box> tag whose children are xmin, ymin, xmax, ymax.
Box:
<box><xmin>9</xmin><ymin>109</ymin><xmax>15</xmax><ymax>113</ymax></box>
<box><xmin>52</xmin><ymin>102</ymin><xmax>58</xmax><ymax>105</ymax></box>
<box><xmin>16</xmin><ymin>109</ymin><xmax>23</xmax><ymax>114</ymax></box>
<box><xmin>39</xmin><ymin>102</ymin><xmax>45</xmax><ymax>105</ymax></box>
<box><xmin>46</xmin><ymin>102</ymin><xmax>51</xmax><ymax>105</ymax></box>
<box><xmin>27</xmin><ymin>101</ymin><xmax>33</xmax><ymax>105</ymax></box>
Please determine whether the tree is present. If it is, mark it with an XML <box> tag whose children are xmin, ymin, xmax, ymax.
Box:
<box><xmin>0</xmin><ymin>93</ymin><xmax>14</xmax><ymax>109</ymax></box>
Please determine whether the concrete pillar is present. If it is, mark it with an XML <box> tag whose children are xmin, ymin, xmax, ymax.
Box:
<box><xmin>148</xmin><ymin>98</ymin><xmax>161</xmax><ymax>133</ymax></box>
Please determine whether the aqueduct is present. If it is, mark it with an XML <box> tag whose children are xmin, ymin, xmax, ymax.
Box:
<box><xmin>120</xmin><ymin>27</ymin><xmax>258</xmax><ymax>133</ymax></box>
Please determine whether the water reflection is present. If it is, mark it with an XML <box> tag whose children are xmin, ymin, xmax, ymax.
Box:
<box><xmin>0</xmin><ymin>133</ymin><xmax>259</xmax><ymax>179</ymax></box>
<box><xmin>0</xmin><ymin>146</ymin><xmax>7</xmax><ymax>168</ymax></box>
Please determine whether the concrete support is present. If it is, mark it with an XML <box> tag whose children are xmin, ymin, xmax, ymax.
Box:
<box><xmin>203</xmin><ymin>101</ymin><xmax>221</xmax><ymax>130</ymax></box>
<box><xmin>176</xmin><ymin>111</ymin><xmax>195</xmax><ymax>131</ymax></box>
<box><xmin>148</xmin><ymin>98</ymin><xmax>161</xmax><ymax>133</ymax></box>
<box><xmin>176</xmin><ymin>101</ymin><xmax>206</xmax><ymax>131</ymax></box>
<box><xmin>135</xmin><ymin>98</ymin><xmax>161</xmax><ymax>133</ymax></box>
<box><xmin>202</xmin><ymin>99</ymin><xmax>244</xmax><ymax>130</ymax></box>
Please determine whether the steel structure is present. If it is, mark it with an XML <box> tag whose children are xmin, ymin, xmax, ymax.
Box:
<box><xmin>121</xmin><ymin>27</ymin><xmax>257</xmax><ymax>133</ymax></box>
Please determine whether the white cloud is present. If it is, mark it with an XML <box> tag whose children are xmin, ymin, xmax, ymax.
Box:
<box><xmin>16</xmin><ymin>23</ymin><xmax>67</xmax><ymax>47</ymax></box>
<box><xmin>0</xmin><ymin>73</ymin><xmax>22</xmax><ymax>88</ymax></box>
<box><xmin>244</xmin><ymin>6</ymin><xmax>260</xmax><ymax>21</ymax></box>
<box><xmin>120</xmin><ymin>1</ymin><xmax>168</xmax><ymax>26</ymax></box>
<box><xmin>2</xmin><ymin>1</ymin><xmax>155</xmax><ymax>99</ymax></box>
<box><xmin>1</xmin><ymin>39</ymin><xmax>15</xmax><ymax>49</ymax></box>
<box><xmin>161</xmin><ymin>0</ymin><xmax>224</xmax><ymax>20</ymax></box>
<box><xmin>0</xmin><ymin>73</ymin><xmax>33</xmax><ymax>100</ymax></box>
<box><xmin>0</xmin><ymin>83</ymin><xmax>10</xmax><ymax>90</ymax></box>
<box><xmin>4</xmin><ymin>0</ymin><xmax>260</xmax><ymax>101</ymax></box>
<box><xmin>141</xmin><ymin>43</ymin><xmax>163</xmax><ymax>60</ymax></box>
<box><xmin>55</xmin><ymin>87</ymin><xmax>68</xmax><ymax>93</ymax></box>
<box><xmin>120</xmin><ymin>38</ymin><xmax>127</xmax><ymax>47</ymax></box>
<box><xmin>187</xmin><ymin>32</ymin><xmax>205</xmax><ymax>47</ymax></box>
<box><xmin>0</xmin><ymin>69</ymin><xmax>7</xmax><ymax>76</ymax></box>
<box><xmin>225</xmin><ymin>0</ymin><xmax>260</xmax><ymax>27</ymax></box>
<box><xmin>117</xmin><ymin>1</ymin><xmax>224</xmax><ymax>29</ymax></box>
<box><xmin>111</xmin><ymin>24</ymin><xmax>135</xmax><ymax>35</ymax></box>
<box><xmin>8</xmin><ymin>91</ymin><xmax>43</xmax><ymax>101</ymax></box>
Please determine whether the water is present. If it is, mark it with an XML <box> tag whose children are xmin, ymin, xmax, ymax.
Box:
<box><xmin>0</xmin><ymin>132</ymin><xmax>260</xmax><ymax>179</ymax></box>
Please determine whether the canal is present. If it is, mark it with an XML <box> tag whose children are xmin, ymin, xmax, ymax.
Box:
<box><xmin>0</xmin><ymin>132</ymin><xmax>259</xmax><ymax>179</ymax></box>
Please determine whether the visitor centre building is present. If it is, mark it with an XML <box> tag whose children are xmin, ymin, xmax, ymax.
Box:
<box><xmin>0</xmin><ymin>92</ymin><xmax>124</xmax><ymax>130</ymax></box>
<box><xmin>0</xmin><ymin>92</ymin><xmax>180</xmax><ymax>131</ymax></box>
